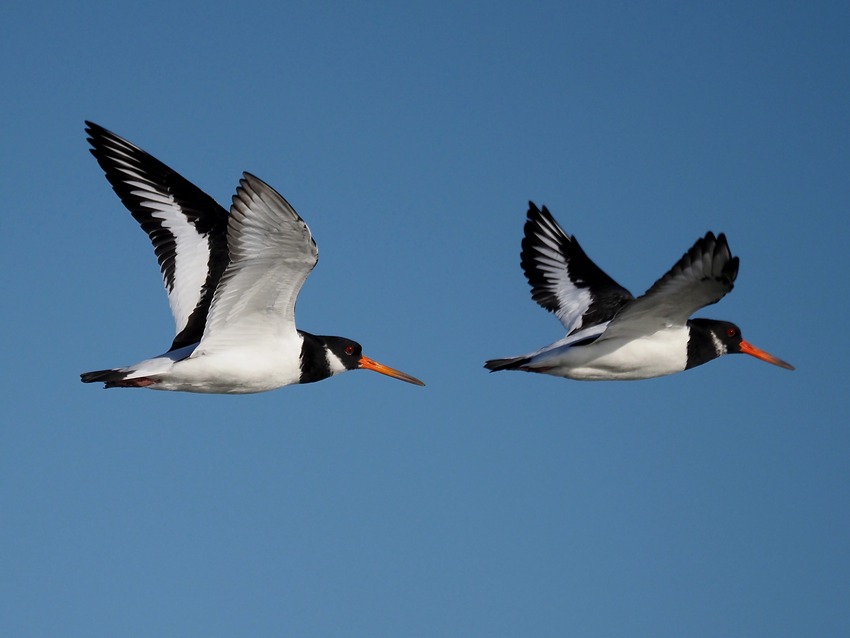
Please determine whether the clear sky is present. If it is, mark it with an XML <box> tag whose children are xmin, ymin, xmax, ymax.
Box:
<box><xmin>2</xmin><ymin>1</ymin><xmax>848</xmax><ymax>636</ymax></box>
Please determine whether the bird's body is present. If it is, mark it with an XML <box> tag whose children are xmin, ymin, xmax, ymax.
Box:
<box><xmin>84</xmin><ymin>338</ymin><xmax>305</xmax><ymax>393</ymax></box>
<box><xmin>508</xmin><ymin>326</ymin><xmax>692</xmax><ymax>381</ymax></box>
<box><xmin>81</xmin><ymin>122</ymin><xmax>423</xmax><ymax>393</ymax></box>
<box><xmin>485</xmin><ymin>203</ymin><xmax>793</xmax><ymax>380</ymax></box>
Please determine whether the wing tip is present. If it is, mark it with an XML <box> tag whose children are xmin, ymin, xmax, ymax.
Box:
<box><xmin>526</xmin><ymin>201</ymin><xmax>554</xmax><ymax>224</ymax></box>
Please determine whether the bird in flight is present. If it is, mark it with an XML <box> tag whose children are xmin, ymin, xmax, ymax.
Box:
<box><xmin>81</xmin><ymin>122</ymin><xmax>424</xmax><ymax>393</ymax></box>
<box><xmin>485</xmin><ymin>203</ymin><xmax>793</xmax><ymax>380</ymax></box>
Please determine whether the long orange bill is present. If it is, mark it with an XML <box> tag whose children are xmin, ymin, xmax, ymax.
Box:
<box><xmin>739</xmin><ymin>340</ymin><xmax>795</xmax><ymax>371</ymax></box>
<box><xmin>359</xmin><ymin>356</ymin><xmax>426</xmax><ymax>386</ymax></box>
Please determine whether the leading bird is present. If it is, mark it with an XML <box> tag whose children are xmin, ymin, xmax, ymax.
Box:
<box><xmin>81</xmin><ymin>122</ymin><xmax>424</xmax><ymax>393</ymax></box>
<box><xmin>485</xmin><ymin>203</ymin><xmax>793</xmax><ymax>380</ymax></box>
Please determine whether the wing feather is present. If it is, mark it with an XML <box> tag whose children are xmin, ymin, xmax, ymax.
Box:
<box><xmin>600</xmin><ymin>232</ymin><xmax>739</xmax><ymax>340</ymax></box>
<box><xmin>194</xmin><ymin>173</ymin><xmax>318</xmax><ymax>352</ymax></box>
<box><xmin>521</xmin><ymin>203</ymin><xmax>633</xmax><ymax>333</ymax></box>
<box><xmin>85</xmin><ymin>121</ymin><xmax>229</xmax><ymax>350</ymax></box>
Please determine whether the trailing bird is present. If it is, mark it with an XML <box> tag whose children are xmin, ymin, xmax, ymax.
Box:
<box><xmin>485</xmin><ymin>203</ymin><xmax>793</xmax><ymax>380</ymax></box>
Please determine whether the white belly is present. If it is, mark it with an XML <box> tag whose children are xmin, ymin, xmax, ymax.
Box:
<box><xmin>125</xmin><ymin>340</ymin><xmax>305</xmax><ymax>394</ymax></box>
<box><xmin>527</xmin><ymin>329</ymin><xmax>690</xmax><ymax>381</ymax></box>
<box><xmin>157</xmin><ymin>352</ymin><xmax>302</xmax><ymax>393</ymax></box>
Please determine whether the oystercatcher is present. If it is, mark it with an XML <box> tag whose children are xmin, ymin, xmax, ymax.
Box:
<box><xmin>80</xmin><ymin>122</ymin><xmax>424</xmax><ymax>393</ymax></box>
<box><xmin>485</xmin><ymin>203</ymin><xmax>793</xmax><ymax>380</ymax></box>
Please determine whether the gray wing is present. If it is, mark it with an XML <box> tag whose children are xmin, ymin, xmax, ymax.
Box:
<box><xmin>194</xmin><ymin>173</ymin><xmax>318</xmax><ymax>353</ymax></box>
<box><xmin>600</xmin><ymin>232</ymin><xmax>739</xmax><ymax>341</ymax></box>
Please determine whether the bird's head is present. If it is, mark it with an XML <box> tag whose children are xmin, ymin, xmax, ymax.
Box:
<box><xmin>697</xmin><ymin>319</ymin><xmax>794</xmax><ymax>370</ymax></box>
<box><xmin>323</xmin><ymin>336</ymin><xmax>425</xmax><ymax>385</ymax></box>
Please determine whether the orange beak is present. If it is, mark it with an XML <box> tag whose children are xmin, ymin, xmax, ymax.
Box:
<box><xmin>359</xmin><ymin>356</ymin><xmax>426</xmax><ymax>386</ymax></box>
<box><xmin>739</xmin><ymin>340</ymin><xmax>795</xmax><ymax>371</ymax></box>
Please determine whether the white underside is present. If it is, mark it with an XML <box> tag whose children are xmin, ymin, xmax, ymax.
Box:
<box><xmin>522</xmin><ymin>327</ymin><xmax>690</xmax><ymax>381</ymax></box>
<box><xmin>118</xmin><ymin>334</ymin><xmax>308</xmax><ymax>393</ymax></box>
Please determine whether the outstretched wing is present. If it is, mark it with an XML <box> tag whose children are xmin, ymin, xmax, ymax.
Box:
<box><xmin>86</xmin><ymin>121</ymin><xmax>229</xmax><ymax>350</ymax></box>
<box><xmin>601</xmin><ymin>232</ymin><xmax>739</xmax><ymax>341</ymax></box>
<box><xmin>521</xmin><ymin>202</ymin><xmax>634</xmax><ymax>334</ymax></box>
<box><xmin>194</xmin><ymin>173</ymin><xmax>318</xmax><ymax>353</ymax></box>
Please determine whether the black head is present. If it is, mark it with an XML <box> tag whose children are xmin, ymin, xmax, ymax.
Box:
<box><xmin>302</xmin><ymin>333</ymin><xmax>425</xmax><ymax>385</ymax></box>
<box><xmin>323</xmin><ymin>336</ymin><xmax>366</xmax><ymax>373</ymax></box>
<box><xmin>687</xmin><ymin>319</ymin><xmax>794</xmax><ymax>371</ymax></box>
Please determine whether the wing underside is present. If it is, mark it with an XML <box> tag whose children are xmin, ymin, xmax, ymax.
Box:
<box><xmin>194</xmin><ymin>173</ymin><xmax>318</xmax><ymax>353</ymax></box>
<box><xmin>86</xmin><ymin>121</ymin><xmax>230</xmax><ymax>350</ymax></box>
<box><xmin>521</xmin><ymin>203</ymin><xmax>634</xmax><ymax>333</ymax></box>
<box><xmin>600</xmin><ymin>231</ymin><xmax>739</xmax><ymax>341</ymax></box>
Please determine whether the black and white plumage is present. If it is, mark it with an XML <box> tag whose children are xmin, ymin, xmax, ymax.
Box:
<box><xmin>485</xmin><ymin>203</ymin><xmax>794</xmax><ymax>380</ymax></box>
<box><xmin>80</xmin><ymin>122</ymin><xmax>424</xmax><ymax>393</ymax></box>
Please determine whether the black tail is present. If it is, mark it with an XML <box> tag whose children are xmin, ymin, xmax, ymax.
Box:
<box><xmin>80</xmin><ymin>368</ymin><xmax>153</xmax><ymax>388</ymax></box>
<box><xmin>81</xmin><ymin>368</ymin><xmax>124</xmax><ymax>384</ymax></box>
<box><xmin>484</xmin><ymin>356</ymin><xmax>530</xmax><ymax>372</ymax></box>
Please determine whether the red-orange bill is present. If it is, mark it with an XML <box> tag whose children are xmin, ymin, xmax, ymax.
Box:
<box><xmin>739</xmin><ymin>340</ymin><xmax>795</xmax><ymax>371</ymax></box>
<box><xmin>359</xmin><ymin>356</ymin><xmax>426</xmax><ymax>386</ymax></box>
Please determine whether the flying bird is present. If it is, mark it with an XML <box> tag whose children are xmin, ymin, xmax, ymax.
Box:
<box><xmin>484</xmin><ymin>203</ymin><xmax>793</xmax><ymax>380</ymax></box>
<box><xmin>81</xmin><ymin>122</ymin><xmax>424</xmax><ymax>393</ymax></box>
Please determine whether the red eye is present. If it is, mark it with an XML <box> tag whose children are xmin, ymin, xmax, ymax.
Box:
<box><xmin>345</xmin><ymin>345</ymin><xmax>355</xmax><ymax>355</ymax></box>
<box><xmin>726</xmin><ymin>327</ymin><xmax>737</xmax><ymax>337</ymax></box>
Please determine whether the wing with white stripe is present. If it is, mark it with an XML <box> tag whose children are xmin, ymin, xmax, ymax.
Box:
<box><xmin>86</xmin><ymin>122</ymin><xmax>229</xmax><ymax>350</ymax></box>
<box><xmin>194</xmin><ymin>173</ymin><xmax>318</xmax><ymax>352</ymax></box>
<box><xmin>521</xmin><ymin>203</ymin><xmax>634</xmax><ymax>334</ymax></box>
<box><xmin>601</xmin><ymin>232</ymin><xmax>739</xmax><ymax>340</ymax></box>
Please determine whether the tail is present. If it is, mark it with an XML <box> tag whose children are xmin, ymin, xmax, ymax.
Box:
<box><xmin>484</xmin><ymin>355</ymin><xmax>531</xmax><ymax>372</ymax></box>
<box><xmin>80</xmin><ymin>368</ymin><xmax>155</xmax><ymax>388</ymax></box>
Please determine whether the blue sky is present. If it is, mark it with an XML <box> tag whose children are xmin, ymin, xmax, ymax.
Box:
<box><xmin>2</xmin><ymin>1</ymin><xmax>848</xmax><ymax>636</ymax></box>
